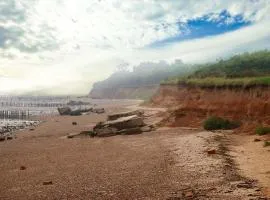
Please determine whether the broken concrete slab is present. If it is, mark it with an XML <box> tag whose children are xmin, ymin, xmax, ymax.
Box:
<box><xmin>57</xmin><ymin>107</ymin><xmax>72</xmax><ymax>115</ymax></box>
<box><xmin>118</xmin><ymin>127</ymin><xmax>143</xmax><ymax>135</ymax></box>
<box><xmin>107</xmin><ymin>110</ymin><xmax>144</xmax><ymax>121</ymax></box>
<box><xmin>102</xmin><ymin>115</ymin><xmax>145</xmax><ymax>130</ymax></box>
<box><xmin>95</xmin><ymin>127</ymin><xmax>118</xmax><ymax>137</ymax></box>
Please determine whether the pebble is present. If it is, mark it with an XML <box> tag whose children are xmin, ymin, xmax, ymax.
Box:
<box><xmin>43</xmin><ymin>181</ymin><xmax>53</xmax><ymax>185</ymax></box>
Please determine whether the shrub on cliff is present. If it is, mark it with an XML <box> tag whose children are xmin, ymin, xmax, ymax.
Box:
<box><xmin>264</xmin><ymin>141</ymin><xmax>270</xmax><ymax>147</ymax></box>
<box><xmin>256</xmin><ymin>126</ymin><xmax>270</xmax><ymax>135</ymax></box>
<box><xmin>203</xmin><ymin>116</ymin><xmax>240</xmax><ymax>130</ymax></box>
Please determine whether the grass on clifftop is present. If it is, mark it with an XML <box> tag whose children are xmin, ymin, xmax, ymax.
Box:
<box><xmin>161</xmin><ymin>51</ymin><xmax>270</xmax><ymax>87</ymax></box>
<box><xmin>162</xmin><ymin>76</ymin><xmax>270</xmax><ymax>87</ymax></box>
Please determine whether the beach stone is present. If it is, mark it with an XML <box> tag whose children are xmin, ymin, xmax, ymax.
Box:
<box><xmin>20</xmin><ymin>166</ymin><xmax>26</xmax><ymax>170</ymax></box>
<box><xmin>72</xmin><ymin>122</ymin><xmax>77</xmax><ymax>125</ymax></box>
<box><xmin>254</xmin><ymin>138</ymin><xmax>261</xmax><ymax>142</ymax></box>
<box><xmin>236</xmin><ymin>181</ymin><xmax>253</xmax><ymax>189</ymax></box>
<box><xmin>182</xmin><ymin>189</ymin><xmax>194</xmax><ymax>198</ymax></box>
<box><xmin>43</xmin><ymin>181</ymin><xmax>53</xmax><ymax>185</ymax></box>
<box><xmin>6</xmin><ymin>134</ymin><xmax>13</xmax><ymax>140</ymax></box>
<box><xmin>0</xmin><ymin>135</ymin><xmax>5</xmax><ymax>141</ymax></box>
<box><xmin>207</xmin><ymin>149</ymin><xmax>217</xmax><ymax>155</ymax></box>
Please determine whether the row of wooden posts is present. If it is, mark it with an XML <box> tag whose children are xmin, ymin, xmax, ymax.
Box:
<box><xmin>0</xmin><ymin>110</ymin><xmax>30</xmax><ymax>119</ymax></box>
<box><xmin>0</xmin><ymin>102</ymin><xmax>66</xmax><ymax>108</ymax></box>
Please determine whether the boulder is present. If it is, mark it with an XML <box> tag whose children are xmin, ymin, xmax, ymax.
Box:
<box><xmin>57</xmin><ymin>107</ymin><xmax>72</xmax><ymax>115</ymax></box>
<box><xmin>107</xmin><ymin>110</ymin><xmax>144</xmax><ymax>121</ymax></box>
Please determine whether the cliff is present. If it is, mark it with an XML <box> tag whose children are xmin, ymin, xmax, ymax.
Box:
<box><xmin>89</xmin><ymin>84</ymin><xmax>159</xmax><ymax>100</ymax></box>
<box><xmin>150</xmin><ymin>84</ymin><xmax>270</xmax><ymax>130</ymax></box>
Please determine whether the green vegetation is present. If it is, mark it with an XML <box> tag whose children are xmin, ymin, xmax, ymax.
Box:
<box><xmin>203</xmin><ymin>116</ymin><xmax>240</xmax><ymax>131</ymax></box>
<box><xmin>264</xmin><ymin>141</ymin><xmax>270</xmax><ymax>147</ymax></box>
<box><xmin>256</xmin><ymin>126</ymin><xmax>270</xmax><ymax>135</ymax></box>
<box><xmin>192</xmin><ymin>50</ymin><xmax>270</xmax><ymax>78</ymax></box>
<box><xmin>163</xmin><ymin>76</ymin><xmax>270</xmax><ymax>87</ymax></box>
<box><xmin>162</xmin><ymin>51</ymin><xmax>270</xmax><ymax>87</ymax></box>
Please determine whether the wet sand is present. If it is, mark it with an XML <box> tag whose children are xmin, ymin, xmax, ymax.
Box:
<box><xmin>0</xmin><ymin>104</ymin><xmax>269</xmax><ymax>199</ymax></box>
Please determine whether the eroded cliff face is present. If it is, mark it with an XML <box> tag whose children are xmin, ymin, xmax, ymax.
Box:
<box><xmin>151</xmin><ymin>84</ymin><xmax>270</xmax><ymax>129</ymax></box>
<box><xmin>89</xmin><ymin>85</ymin><xmax>159</xmax><ymax>100</ymax></box>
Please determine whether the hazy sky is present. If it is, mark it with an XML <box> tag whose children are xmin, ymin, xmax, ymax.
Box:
<box><xmin>0</xmin><ymin>0</ymin><xmax>270</xmax><ymax>95</ymax></box>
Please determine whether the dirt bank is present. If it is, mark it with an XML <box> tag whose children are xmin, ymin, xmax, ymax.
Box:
<box><xmin>150</xmin><ymin>84</ymin><xmax>270</xmax><ymax>130</ymax></box>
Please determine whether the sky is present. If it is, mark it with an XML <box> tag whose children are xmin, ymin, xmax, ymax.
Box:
<box><xmin>0</xmin><ymin>0</ymin><xmax>270</xmax><ymax>95</ymax></box>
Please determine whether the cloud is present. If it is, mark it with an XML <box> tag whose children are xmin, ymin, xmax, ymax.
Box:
<box><xmin>0</xmin><ymin>0</ymin><xmax>269</xmax><ymax>95</ymax></box>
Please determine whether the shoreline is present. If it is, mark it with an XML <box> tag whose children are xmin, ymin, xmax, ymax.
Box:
<box><xmin>0</xmin><ymin>101</ymin><xmax>269</xmax><ymax>199</ymax></box>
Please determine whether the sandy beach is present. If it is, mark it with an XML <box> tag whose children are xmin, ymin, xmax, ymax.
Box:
<box><xmin>0</xmin><ymin>102</ymin><xmax>269</xmax><ymax>200</ymax></box>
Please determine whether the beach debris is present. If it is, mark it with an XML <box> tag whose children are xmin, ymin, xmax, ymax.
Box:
<box><xmin>70</xmin><ymin>108</ymin><xmax>93</xmax><ymax>116</ymax></box>
<box><xmin>0</xmin><ymin>120</ymin><xmax>40</xmax><ymax>141</ymax></box>
<box><xmin>67</xmin><ymin>131</ymin><xmax>96</xmax><ymax>139</ymax></box>
<box><xmin>107</xmin><ymin>110</ymin><xmax>144</xmax><ymax>121</ymax></box>
<box><xmin>0</xmin><ymin>135</ymin><xmax>5</xmax><ymax>141</ymax></box>
<box><xmin>92</xmin><ymin>108</ymin><xmax>105</xmax><ymax>114</ymax></box>
<box><xmin>20</xmin><ymin>166</ymin><xmax>26</xmax><ymax>170</ymax></box>
<box><xmin>236</xmin><ymin>181</ymin><xmax>254</xmax><ymax>189</ymax></box>
<box><xmin>43</xmin><ymin>181</ymin><xmax>53</xmax><ymax>185</ymax></box>
<box><xmin>58</xmin><ymin>107</ymin><xmax>72</xmax><ymax>115</ymax></box>
<box><xmin>92</xmin><ymin>110</ymin><xmax>155</xmax><ymax>137</ymax></box>
<box><xmin>254</xmin><ymin>138</ymin><xmax>261</xmax><ymax>142</ymax></box>
<box><xmin>72</xmin><ymin>122</ymin><xmax>77</xmax><ymax>125</ymax></box>
<box><xmin>207</xmin><ymin>149</ymin><xmax>217</xmax><ymax>155</ymax></box>
<box><xmin>6</xmin><ymin>133</ymin><xmax>13</xmax><ymax>140</ymax></box>
<box><xmin>182</xmin><ymin>190</ymin><xmax>194</xmax><ymax>198</ymax></box>
<box><xmin>57</xmin><ymin>107</ymin><xmax>105</xmax><ymax>116</ymax></box>
<box><xmin>67</xmin><ymin>100</ymin><xmax>91</xmax><ymax>106</ymax></box>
